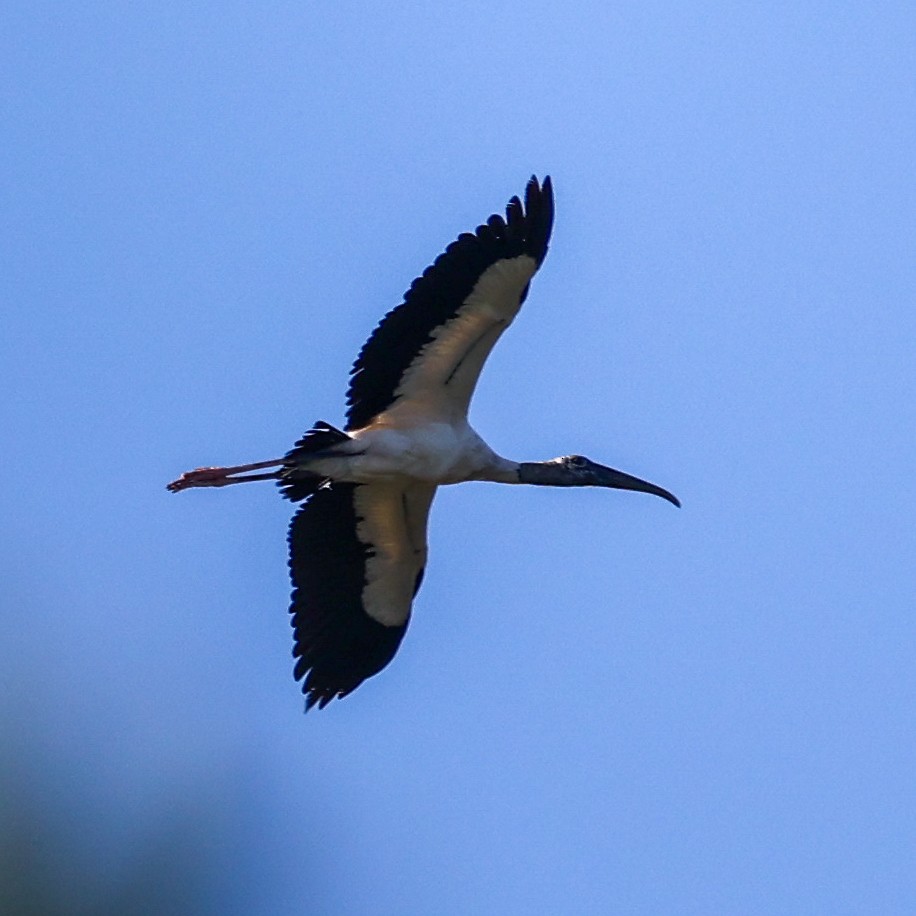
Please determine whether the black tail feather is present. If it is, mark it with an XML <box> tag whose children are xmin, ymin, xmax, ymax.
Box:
<box><xmin>278</xmin><ymin>421</ymin><xmax>351</xmax><ymax>502</ymax></box>
<box><xmin>287</xmin><ymin>421</ymin><xmax>350</xmax><ymax>455</ymax></box>
<box><xmin>279</xmin><ymin>473</ymin><xmax>328</xmax><ymax>503</ymax></box>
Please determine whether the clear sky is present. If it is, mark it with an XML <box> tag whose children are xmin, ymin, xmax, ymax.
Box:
<box><xmin>3</xmin><ymin>2</ymin><xmax>915</xmax><ymax>913</ymax></box>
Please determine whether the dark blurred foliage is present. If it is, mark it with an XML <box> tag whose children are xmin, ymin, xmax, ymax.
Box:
<box><xmin>1</xmin><ymin>755</ymin><xmax>237</xmax><ymax>916</ymax></box>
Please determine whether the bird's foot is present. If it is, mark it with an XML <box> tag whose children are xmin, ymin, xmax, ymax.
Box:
<box><xmin>166</xmin><ymin>457</ymin><xmax>286</xmax><ymax>493</ymax></box>
<box><xmin>166</xmin><ymin>467</ymin><xmax>234</xmax><ymax>492</ymax></box>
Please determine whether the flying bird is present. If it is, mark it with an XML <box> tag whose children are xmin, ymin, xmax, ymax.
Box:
<box><xmin>168</xmin><ymin>176</ymin><xmax>679</xmax><ymax>709</ymax></box>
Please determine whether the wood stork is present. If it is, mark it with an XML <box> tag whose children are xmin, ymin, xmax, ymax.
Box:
<box><xmin>168</xmin><ymin>176</ymin><xmax>679</xmax><ymax>709</ymax></box>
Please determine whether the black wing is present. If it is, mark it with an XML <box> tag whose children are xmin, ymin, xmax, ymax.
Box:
<box><xmin>345</xmin><ymin>175</ymin><xmax>554</xmax><ymax>430</ymax></box>
<box><xmin>288</xmin><ymin>481</ymin><xmax>436</xmax><ymax>709</ymax></box>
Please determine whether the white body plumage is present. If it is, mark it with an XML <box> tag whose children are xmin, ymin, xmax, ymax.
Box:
<box><xmin>310</xmin><ymin>421</ymin><xmax>518</xmax><ymax>486</ymax></box>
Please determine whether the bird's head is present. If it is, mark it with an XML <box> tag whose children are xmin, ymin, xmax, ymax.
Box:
<box><xmin>520</xmin><ymin>455</ymin><xmax>680</xmax><ymax>507</ymax></box>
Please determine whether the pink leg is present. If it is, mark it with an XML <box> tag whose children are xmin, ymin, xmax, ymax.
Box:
<box><xmin>167</xmin><ymin>458</ymin><xmax>285</xmax><ymax>493</ymax></box>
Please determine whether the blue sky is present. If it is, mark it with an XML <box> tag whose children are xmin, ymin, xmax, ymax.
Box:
<box><xmin>3</xmin><ymin>2</ymin><xmax>915</xmax><ymax>913</ymax></box>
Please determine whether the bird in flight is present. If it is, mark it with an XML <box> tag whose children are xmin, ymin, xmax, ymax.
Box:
<box><xmin>168</xmin><ymin>176</ymin><xmax>679</xmax><ymax>709</ymax></box>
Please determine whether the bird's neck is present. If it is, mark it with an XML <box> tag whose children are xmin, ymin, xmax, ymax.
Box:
<box><xmin>517</xmin><ymin>461</ymin><xmax>572</xmax><ymax>486</ymax></box>
<box><xmin>479</xmin><ymin>458</ymin><xmax>575</xmax><ymax>486</ymax></box>
<box><xmin>468</xmin><ymin>453</ymin><xmax>522</xmax><ymax>484</ymax></box>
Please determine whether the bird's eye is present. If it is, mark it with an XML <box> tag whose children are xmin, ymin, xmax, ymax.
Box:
<box><xmin>568</xmin><ymin>455</ymin><xmax>587</xmax><ymax>468</ymax></box>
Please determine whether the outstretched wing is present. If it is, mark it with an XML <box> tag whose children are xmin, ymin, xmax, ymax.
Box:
<box><xmin>345</xmin><ymin>175</ymin><xmax>554</xmax><ymax>430</ymax></box>
<box><xmin>287</xmin><ymin>480</ymin><xmax>437</xmax><ymax>709</ymax></box>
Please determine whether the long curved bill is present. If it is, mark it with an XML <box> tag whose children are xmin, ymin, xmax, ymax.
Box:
<box><xmin>597</xmin><ymin>466</ymin><xmax>681</xmax><ymax>507</ymax></box>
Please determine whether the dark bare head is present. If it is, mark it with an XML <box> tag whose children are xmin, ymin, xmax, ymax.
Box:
<box><xmin>518</xmin><ymin>455</ymin><xmax>680</xmax><ymax>507</ymax></box>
